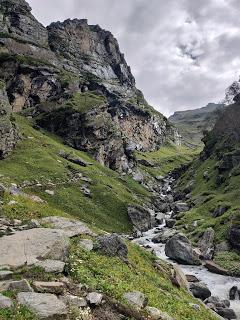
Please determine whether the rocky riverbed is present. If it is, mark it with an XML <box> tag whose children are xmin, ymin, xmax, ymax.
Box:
<box><xmin>132</xmin><ymin>175</ymin><xmax>240</xmax><ymax>319</ymax></box>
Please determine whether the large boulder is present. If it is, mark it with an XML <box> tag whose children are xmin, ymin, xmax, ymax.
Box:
<box><xmin>17</xmin><ymin>292</ymin><xmax>68</xmax><ymax>319</ymax></box>
<box><xmin>128</xmin><ymin>205</ymin><xmax>155</xmax><ymax>232</ymax></box>
<box><xmin>0</xmin><ymin>228</ymin><xmax>69</xmax><ymax>268</ymax></box>
<box><xmin>189</xmin><ymin>282</ymin><xmax>211</xmax><ymax>300</ymax></box>
<box><xmin>41</xmin><ymin>216</ymin><xmax>94</xmax><ymax>237</ymax></box>
<box><xmin>198</xmin><ymin>227</ymin><xmax>215</xmax><ymax>260</ymax></box>
<box><xmin>165</xmin><ymin>234</ymin><xmax>201</xmax><ymax>265</ymax></box>
<box><xmin>97</xmin><ymin>234</ymin><xmax>128</xmax><ymax>262</ymax></box>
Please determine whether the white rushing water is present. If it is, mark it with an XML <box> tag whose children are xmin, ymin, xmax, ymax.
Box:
<box><xmin>133</xmin><ymin>225</ymin><xmax>240</xmax><ymax>318</ymax></box>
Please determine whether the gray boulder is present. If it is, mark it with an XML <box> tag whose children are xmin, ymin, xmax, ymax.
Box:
<box><xmin>165</xmin><ymin>219</ymin><xmax>176</xmax><ymax>228</ymax></box>
<box><xmin>165</xmin><ymin>234</ymin><xmax>201</xmax><ymax>265</ymax></box>
<box><xmin>33</xmin><ymin>281</ymin><xmax>65</xmax><ymax>295</ymax></box>
<box><xmin>229</xmin><ymin>223</ymin><xmax>240</xmax><ymax>251</ymax></box>
<box><xmin>128</xmin><ymin>205</ymin><xmax>155</xmax><ymax>232</ymax></box>
<box><xmin>216</xmin><ymin>308</ymin><xmax>237</xmax><ymax>319</ymax></box>
<box><xmin>146</xmin><ymin>307</ymin><xmax>174</xmax><ymax>320</ymax></box>
<box><xmin>174</xmin><ymin>202</ymin><xmax>189</xmax><ymax>213</ymax></box>
<box><xmin>190</xmin><ymin>282</ymin><xmax>211</xmax><ymax>300</ymax></box>
<box><xmin>0</xmin><ymin>228</ymin><xmax>69</xmax><ymax>268</ymax></box>
<box><xmin>60</xmin><ymin>294</ymin><xmax>87</xmax><ymax>308</ymax></box>
<box><xmin>78</xmin><ymin>239</ymin><xmax>94</xmax><ymax>252</ymax></box>
<box><xmin>17</xmin><ymin>292</ymin><xmax>68</xmax><ymax>319</ymax></box>
<box><xmin>198</xmin><ymin>227</ymin><xmax>215</xmax><ymax>260</ymax></box>
<box><xmin>34</xmin><ymin>260</ymin><xmax>65</xmax><ymax>273</ymax></box>
<box><xmin>41</xmin><ymin>216</ymin><xmax>94</xmax><ymax>237</ymax></box>
<box><xmin>97</xmin><ymin>234</ymin><xmax>128</xmax><ymax>261</ymax></box>
<box><xmin>0</xmin><ymin>293</ymin><xmax>13</xmax><ymax>309</ymax></box>
<box><xmin>123</xmin><ymin>291</ymin><xmax>148</xmax><ymax>309</ymax></box>
<box><xmin>86</xmin><ymin>292</ymin><xmax>103</xmax><ymax>306</ymax></box>
<box><xmin>9</xmin><ymin>279</ymin><xmax>33</xmax><ymax>292</ymax></box>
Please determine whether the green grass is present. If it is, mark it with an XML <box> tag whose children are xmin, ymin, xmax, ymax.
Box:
<box><xmin>136</xmin><ymin>144</ymin><xmax>200</xmax><ymax>177</ymax></box>
<box><xmin>65</xmin><ymin>92</ymin><xmax>106</xmax><ymax>114</ymax></box>
<box><xmin>0</xmin><ymin>304</ymin><xmax>37</xmax><ymax>320</ymax></box>
<box><xmin>0</xmin><ymin>115</ymin><xmax>150</xmax><ymax>233</ymax></box>
<box><xmin>68</xmin><ymin>240</ymin><xmax>217</xmax><ymax>320</ymax></box>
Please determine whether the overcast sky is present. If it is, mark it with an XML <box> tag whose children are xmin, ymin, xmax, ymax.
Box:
<box><xmin>28</xmin><ymin>0</ymin><xmax>240</xmax><ymax>117</ymax></box>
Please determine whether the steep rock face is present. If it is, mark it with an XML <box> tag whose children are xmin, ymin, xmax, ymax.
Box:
<box><xmin>47</xmin><ymin>19</ymin><xmax>135</xmax><ymax>87</ymax></box>
<box><xmin>0</xmin><ymin>0</ymin><xmax>179</xmax><ymax>171</ymax></box>
<box><xmin>0</xmin><ymin>81</ymin><xmax>19</xmax><ymax>158</ymax></box>
<box><xmin>0</xmin><ymin>0</ymin><xmax>48</xmax><ymax>47</ymax></box>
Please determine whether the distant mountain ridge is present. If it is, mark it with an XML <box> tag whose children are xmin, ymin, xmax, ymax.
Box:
<box><xmin>169</xmin><ymin>103</ymin><xmax>225</xmax><ymax>148</ymax></box>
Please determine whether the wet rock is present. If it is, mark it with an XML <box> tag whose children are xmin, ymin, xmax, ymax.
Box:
<box><xmin>9</xmin><ymin>279</ymin><xmax>33</xmax><ymax>292</ymax></box>
<box><xmin>174</xmin><ymin>202</ymin><xmax>189</xmax><ymax>213</ymax></box>
<box><xmin>41</xmin><ymin>216</ymin><xmax>94</xmax><ymax>237</ymax></box>
<box><xmin>186</xmin><ymin>274</ymin><xmax>199</xmax><ymax>283</ymax></box>
<box><xmin>17</xmin><ymin>292</ymin><xmax>68</xmax><ymax>319</ymax></box>
<box><xmin>152</xmin><ymin>229</ymin><xmax>177</xmax><ymax>244</ymax></box>
<box><xmin>33</xmin><ymin>281</ymin><xmax>66</xmax><ymax>295</ymax></box>
<box><xmin>123</xmin><ymin>291</ymin><xmax>148</xmax><ymax>309</ymax></box>
<box><xmin>216</xmin><ymin>307</ymin><xmax>237</xmax><ymax>319</ymax></box>
<box><xmin>86</xmin><ymin>292</ymin><xmax>103</xmax><ymax>306</ymax></box>
<box><xmin>198</xmin><ymin>227</ymin><xmax>215</xmax><ymax>260</ymax></box>
<box><xmin>97</xmin><ymin>234</ymin><xmax>128</xmax><ymax>261</ymax></box>
<box><xmin>204</xmin><ymin>261</ymin><xmax>229</xmax><ymax>276</ymax></box>
<box><xmin>128</xmin><ymin>205</ymin><xmax>155</xmax><ymax>232</ymax></box>
<box><xmin>229</xmin><ymin>286</ymin><xmax>238</xmax><ymax>300</ymax></box>
<box><xmin>155</xmin><ymin>213</ymin><xmax>164</xmax><ymax>224</ymax></box>
<box><xmin>165</xmin><ymin>219</ymin><xmax>176</xmax><ymax>228</ymax></box>
<box><xmin>0</xmin><ymin>228</ymin><xmax>70</xmax><ymax>268</ymax></box>
<box><xmin>0</xmin><ymin>293</ymin><xmax>13</xmax><ymax>309</ymax></box>
<box><xmin>165</xmin><ymin>234</ymin><xmax>201</xmax><ymax>265</ymax></box>
<box><xmin>190</xmin><ymin>282</ymin><xmax>211</xmax><ymax>300</ymax></box>
<box><xmin>34</xmin><ymin>260</ymin><xmax>65</xmax><ymax>273</ymax></box>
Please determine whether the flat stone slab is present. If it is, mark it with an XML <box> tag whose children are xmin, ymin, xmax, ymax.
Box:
<box><xmin>0</xmin><ymin>293</ymin><xmax>13</xmax><ymax>309</ymax></box>
<box><xmin>17</xmin><ymin>292</ymin><xmax>68</xmax><ymax>319</ymax></box>
<box><xmin>0</xmin><ymin>228</ymin><xmax>69</xmax><ymax>269</ymax></box>
<box><xmin>41</xmin><ymin>216</ymin><xmax>94</xmax><ymax>237</ymax></box>
<box><xmin>34</xmin><ymin>260</ymin><xmax>65</xmax><ymax>273</ymax></box>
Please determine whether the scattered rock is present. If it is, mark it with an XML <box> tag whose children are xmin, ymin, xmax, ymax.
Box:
<box><xmin>86</xmin><ymin>292</ymin><xmax>103</xmax><ymax>306</ymax></box>
<box><xmin>78</xmin><ymin>239</ymin><xmax>94</xmax><ymax>252</ymax></box>
<box><xmin>17</xmin><ymin>292</ymin><xmax>68</xmax><ymax>319</ymax></box>
<box><xmin>165</xmin><ymin>234</ymin><xmax>201</xmax><ymax>265</ymax></box>
<box><xmin>216</xmin><ymin>307</ymin><xmax>237</xmax><ymax>319</ymax></box>
<box><xmin>80</xmin><ymin>185</ymin><xmax>92</xmax><ymax>198</ymax></box>
<box><xmin>186</xmin><ymin>274</ymin><xmax>199</xmax><ymax>283</ymax></box>
<box><xmin>59</xmin><ymin>150</ymin><xmax>89</xmax><ymax>167</ymax></box>
<box><xmin>174</xmin><ymin>202</ymin><xmax>189</xmax><ymax>213</ymax></box>
<box><xmin>34</xmin><ymin>259</ymin><xmax>65</xmax><ymax>273</ymax></box>
<box><xmin>9</xmin><ymin>279</ymin><xmax>33</xmax><ymax>292</ymax></box>
<box><xmin>189</xmin><ymin>303</ymin><xmax>201</xmax><ymax>311</ymax></box>
<box><xmin>132</xmin><ymin>172</ymin><xmax>145</xmax><ymax>183</ymax></box>
<box><xmin>60</xmin><ymin>294</ymin><xmax>87</xmax><ymax>308</ymax></box>
<box><xmin>33</xmin><ymin>281</ymin><xmax>65</xmax><ymax>295</ymax></box>
<box><xmin>128</xmin><ymin>205</ymin><xmax>155</xmax><ymax>232</ymax></box>
<box><xmin>45</xmin><ymin>190</ymin><xmax>55</xmax><ymax>196</ymax></box>
<box><xmin>212</xmin><ymin>205</ymin><xmax>230</xmax><ymax>218</ymax></box>
<box><xmin>198</xmin><ymin>227</ymin><xmax>215</xmax><ymax>260</ymax></box>
<box><xmin>190</xmin><ymin>282</ymin><xmax>211</xmax><ymax>300</ymax></box>
<box><xmin>137</xmin><ymin>159</ymin><xmax>155</xmax><ymax>167</ymax></box>
<box><xmin>0</xmin><ymin>228</ymin><xmax>70</xmax><ymax>268</ymax></box>
<box><xmin>204</xmin><ymin>261</ymin><xmax>229</xmax><ymax>276</ymax></box>
<box><xmin>229</xmin><ymin>223</ymin><xmax>240</xmax><ymax>251</ymax></box>
<box><xmin>123</xmin><ymin>291</ymin><xmax>148</xmax><ymax>309</ymax></box>
<box><xmin>0</xmin><ymin>293</ymin><xmax>13</xmax><ymax>309</ymax></box>
<box><xmin>171</xmin><ymin>265</ymin><xmax>189</xmax><ymax>290</ymax></box>
<box><xmin>97</xmin><ymin>234</ymin><xmax>128</xmax><ymax>261</ymax></box>
<box><xmin>146</xmin><ymin>306</ymin><xmax>174</xmax><ymax>320</ymax></box>
<box><xmin>0</xmin><ymin>271</ymin><xmax>13</xmax><ymax>280</ymax></box>
<box><xmin>165</xmin><ymin>219</ymin><xmax>176</xmax><ymax>228</ymax></box>
<box><xmin>229</xmin><ymin>286</ymin><xmax>238</xmax><ymax>300</ymax></box>
<box><xmin>41</xmin><ymin>216</ymin><xmax>94</xmax><ymax>237</ymax></box>
<box><xmin>155</xmin><ymin>213</ymin><xmax>164</xmax><ymax>224</ymax></box>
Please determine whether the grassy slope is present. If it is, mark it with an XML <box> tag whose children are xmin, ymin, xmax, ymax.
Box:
<box><xmin>136</xmin><ymin>143</ymin><xmax>200</xmax><ymax>177</ymax></box>
<box><xmin>0</xmin><ymin>115</ymin><xmax>151</xmax><ymax>233</ymax></box>
<box><xmin>69</xmin><ymin>239</ymin><xmax>217</xmax><ymax>320</ymax></box>
<box><xmin>175</xmin><ymin>156</ymin><xmax>240</xmax><ymax>275</ymax></box>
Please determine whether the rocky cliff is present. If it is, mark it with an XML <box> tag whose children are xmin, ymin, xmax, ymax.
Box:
<box><xmin>0</xmin><ymin>0</ymin><xmax>179</xmax><ymax>172</ymax></box>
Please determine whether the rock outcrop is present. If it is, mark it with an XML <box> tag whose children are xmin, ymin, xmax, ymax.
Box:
<box><xmin>0</xmin><ymin>0</ymin><xmax>179</xmax><ymax>172</ymax></box>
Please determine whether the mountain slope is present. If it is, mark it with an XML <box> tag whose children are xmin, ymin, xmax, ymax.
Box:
<box><xmin>169</xmin><ymin>103</ymin><xmax>225</xmax><ymax>148</ymax></box>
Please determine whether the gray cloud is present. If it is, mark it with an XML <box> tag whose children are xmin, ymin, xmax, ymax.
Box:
<box><xmin>28</xmin><ymin>0</ymin><xmax>240</xmax><ymax>116</ymax></box>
